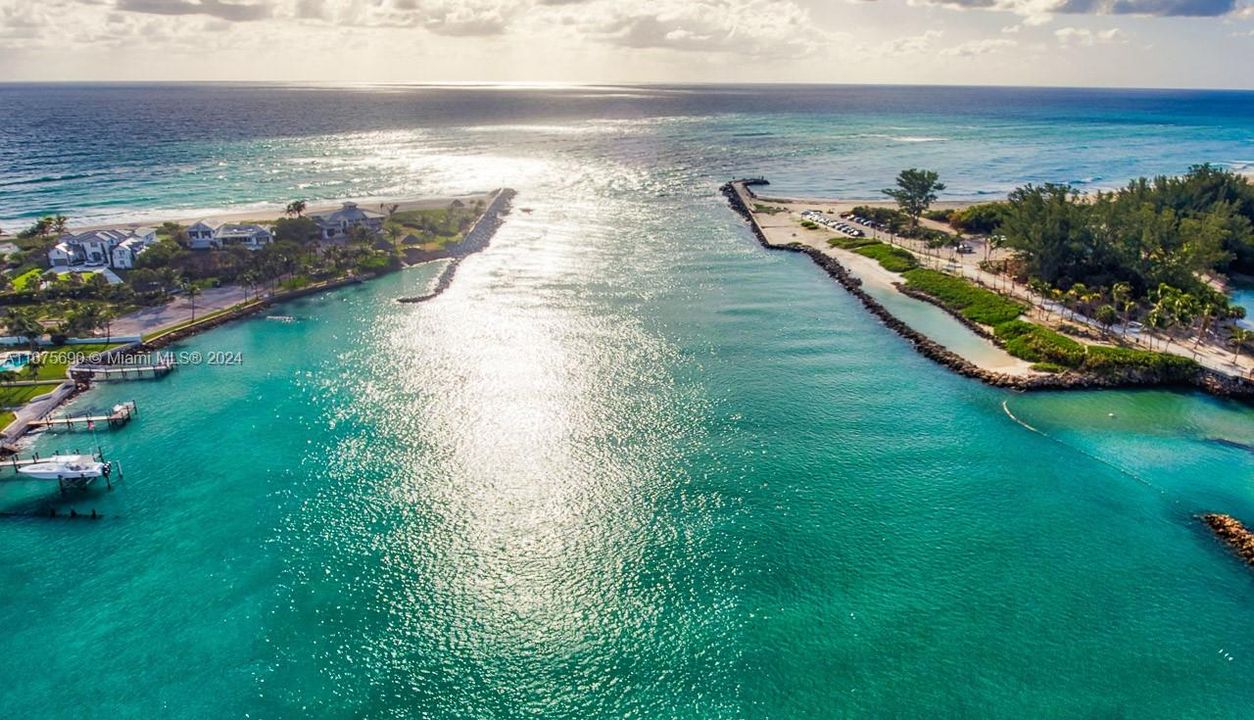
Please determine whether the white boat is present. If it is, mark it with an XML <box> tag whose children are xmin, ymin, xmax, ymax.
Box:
<box><xmin>17</xmin><ymin>454</ymin><xmax>108</xmax><ymax>481</ymax></box>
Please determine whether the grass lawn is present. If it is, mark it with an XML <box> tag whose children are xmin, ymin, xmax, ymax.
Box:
<box><xmin>0</xmin><ymin>411</ymin><xmax>15</xmax><ymax>429</ymax></box>
<box><xmin>388</xmin><ymin>207</ymin><xmax>479</xmax><ymax>250</ymax></box>
<box><xmin>901</xmin><ymin>268</ymin><xmax>1026</xmax><ymax>326</ymax></box>
<box><xmin>0</xmin><ymin>382</ymin><xmax>61</xmax><ymax>408</ymax></box>
<box><xmin>11</xmin><ymin>268</ymin><xmax>43</xmax><ymax>291</ymax></box>
<box><xmin>15</xmin><ymin>343</ymin><xmax>125</xmax><ymax>382</ymax></box>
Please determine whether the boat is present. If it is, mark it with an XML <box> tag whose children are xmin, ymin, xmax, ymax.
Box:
<box><xmin>265</xmin><ymin>315</ymin><xmax>296</xmax><ymax>323</ymax></box>
<box><xmin>17</xmin><ymin>454</ymin><xmax>109</xmax><ymax>481</ymax></box>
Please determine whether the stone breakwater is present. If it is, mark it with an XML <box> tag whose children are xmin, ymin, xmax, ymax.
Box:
<box><xmin>720</xmin><ymin>181</ymin><xmax>1254</xmax><ymax>398</ymax></box>
<box><xmin>398</xmin><ymin>188</ymin><xmax>516</xmax><ymax>304</ymax></box>
<box><xmin>1201</xmin><ymin>514</ymin><xmax>1254</xmax><ymax>567</ymax></box>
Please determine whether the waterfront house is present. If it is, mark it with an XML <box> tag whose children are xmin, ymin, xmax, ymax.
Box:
<box><xmin>110</xmin><ymin>238</ymin><xmax>146</xmax><ymax>269</ymax></box>
<box><xmin>186</xmin><ymin>220</ymin><xmax>219</xmax><ymax>250</ymax></box>
<box><xmin>312</xmin><ymin>202</ymin><xmax>385</xmax><ymax>240</ymax></box>
<box><xmin>49</xmin><ymin>228</ymin><xmax>153</xmax><ymax>269</ymax></box>
<box><xmin>214</xmin><ymin>223</ymin><xmax>273</xmax><ymax>249</ymax></box>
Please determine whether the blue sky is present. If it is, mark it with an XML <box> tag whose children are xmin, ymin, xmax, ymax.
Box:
<box><xmin>0</xmin><ymin>0</ymin><xmax>1251</xmax><ymax>88</ymax></box>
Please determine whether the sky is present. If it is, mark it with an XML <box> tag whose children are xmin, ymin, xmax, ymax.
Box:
<box><xmin>0</xmin><ymin>0</ymin><xmax>1252</xmax><ymax>88</ymax></box>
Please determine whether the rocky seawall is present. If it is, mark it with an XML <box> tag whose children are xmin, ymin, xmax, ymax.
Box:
<box><xmin>720</xmin><ymin>181</ymin><xmax>1254</xmax><ymax>398</ymax></box>
<box><xmin>398</xmin><ymin>188</ymin><xmax>517</xmax><ymax>304</ymax></box>
<box><xmin>1201</xmin><ymin>514</ymin><xmax>1254</xmax><ymax>567</ymax></box>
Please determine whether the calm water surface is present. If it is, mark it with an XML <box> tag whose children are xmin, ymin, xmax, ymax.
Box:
<box><xmin>0</xmin><ymin>85</ymin><xmax>1252</xmax><ymax>718</ymax></box>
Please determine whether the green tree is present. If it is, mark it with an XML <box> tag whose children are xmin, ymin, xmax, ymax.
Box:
<box><xmin>286</xmin><ymin>200</ymin><xmax>307</xmax><ymax>217</ymax></box>
<box><xmin>1095</xmin><ymin>304</ymin><xmax>1118</xmax><ymax>335</ymax></box>
<box><xmin>883</xmin><ymin>169</ymin><xmax>946</xmax><ymax>229</ymax></box>
<box><xmin>4</xmin><ymin>308</ymin><xmax>44</xmax><ymax>351</ymax></box>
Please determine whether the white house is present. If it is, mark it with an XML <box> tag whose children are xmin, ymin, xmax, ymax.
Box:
<box><xmin>312</xmin><ymin>202</ymin><xmax>385</xmax><ymax>240</ymax></box>
<box><xmin>110</xmin><ymin>238</ymin><xmax>148</xmax><ymax>270</ymax></box>
<box><xmin>48</xmin><ymin>228</ymin><xmax>155</xmax><ymax>270</ymax></box>
<box><xmin>214</xmin><ymin>223</ymin><xmax>273</xmax><ymax>250</ymax></box>
<box><xmin>186</xmin><ymin>220</ymin><xmax>219</xmax><ymax>250</ymax></box>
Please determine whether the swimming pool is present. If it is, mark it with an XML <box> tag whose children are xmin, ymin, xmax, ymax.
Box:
<box><xmin>0</xmin><ymin>352</ymin><xmax>32</xmax><ymax>374</ymax></box>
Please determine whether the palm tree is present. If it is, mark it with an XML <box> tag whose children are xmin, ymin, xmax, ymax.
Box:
<box><xmin>5</xmin><ymin>308</ymin><xmax>44</xmax><ymax>352</ymax></box>
<box><xmin>184</xmin><ymin>283</ymin><xmax>202</xmax><ymax>322</ymax></box>
<box><xmin>286</xmin><ymin>200</ymin><xmax>307</xmax><ymax>218</ymax></box>
<box><xmin>240</xmin><ymin>271</ymin><xmax>259</xmax><ymax>302</ymax></box>
<box><xmin>99</xmin><ymin>306</ymin><xmax>116</xmax><ymax>342</ymax></box>
<box><xmin>1194</xmin><ymin>302</ymin><xmax>1217</xmax><ymax>348</ymax></box>
<box><xmin>1111</xmin><ymin>282</ymin><xmax>1132</xmax><ymax>336</ymax></box>
<box><xmin>1231</xmin><ymin>327</ymin><xmax>1251</xmax><ymax>365</ymax></box>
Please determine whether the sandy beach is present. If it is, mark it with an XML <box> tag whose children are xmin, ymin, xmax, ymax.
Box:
<box><xmin>72</xmin><ymin>192</ymin><xmax>496</xmax><ymax>233</ymax></box>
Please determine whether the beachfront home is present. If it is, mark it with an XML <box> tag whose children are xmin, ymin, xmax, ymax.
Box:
<box><xmin>186</xmin><ymin>221</ymin><xmax>219</xmax><ymax>250</ymax></box>
<box><xmin>49</xmin><ymin>228</ymin><xmax>154</xmax><ymax>270</ymax></box>
<box><xmin>213</xmin><ymin>223</ymin><xmax>273</xmax><ymax>250</ymax></box>
<box><xmin>110</xmin><ymin>238</ymin><xmax>146</xmax><ymax>270</ymax></box>
<box><xmin>312</xmin><ymin>202</ymin><xmax>384</xmax><ymax>240</ymax></box>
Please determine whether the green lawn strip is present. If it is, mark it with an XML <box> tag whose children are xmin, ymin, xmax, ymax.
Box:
<box><xmin>901</xmin><ymin>268</ymin><xmax>1026</xmax><ymax>326</ymax></box>
<box><xmin>30</xmin><ymin>343</ymin><xmax>124</xmax><ymax>380</ymax></box>
<box><xmin>0</xmin><ymin>411</ymin><xmax>15</xmax><ymax>430</ymax></box>
<box><xmin>827</xmin><ymin>236</ymin><xmax>881</xmax><ymax>251</ymax></box>
<box><xmin>11</xmin><ymin>268</ymin><xmax>42</xmax><ymax>291</ymax></box>
<box><xmin>853</xmin><ymin>243</ymin><xmax>919</xmax><ymax>272</ymax></box>
<box><xmin>0</xmin><ymin>382</ymin><xmax>62</xmax><ymax>408</ymax></box>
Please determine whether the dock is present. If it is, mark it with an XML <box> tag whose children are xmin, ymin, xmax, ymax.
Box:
<box><xmin>70</xmin><ymin>356</ymin><xmax>175</xmax><ymax>381</ymax></box>
<box><xmin>28</xmin><ymin>401</ymin><xmax>137</xmax><ymax>432</ymax></box>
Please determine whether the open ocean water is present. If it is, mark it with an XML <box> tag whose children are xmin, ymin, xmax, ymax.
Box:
<box><xmin>0</xmin><ymin>84</ymin><xmax>1252</xmax><ymax>718</ymax></box>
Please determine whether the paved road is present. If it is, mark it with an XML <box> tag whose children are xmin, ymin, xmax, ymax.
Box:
<box><xmin>110</xmin><ymin>286</ymin><xmax>251</xmax><ymax>338</ymax></box>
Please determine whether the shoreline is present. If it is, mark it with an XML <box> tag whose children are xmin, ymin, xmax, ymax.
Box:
<box><xmin>722</xmin><ymin>179</ymin><xmax>1254</xmax><ymax>399</ymax></box>
<box><xmin>5</xmin><ymin>191</ymin><xmax>498</xmax><ymax>235</ymax></box>
<box><xmin>1</xmin><ymin>189</ymin><xmax>517</xmax><ymax>446</ymax></box>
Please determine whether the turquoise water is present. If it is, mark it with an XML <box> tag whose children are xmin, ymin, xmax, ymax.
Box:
<box><xmin>1233</xmin><ymin>284</ymin><xmax>1254</xmax><ymax>329</ymax></box>
<box><xmin>0</xmin><ymin>85</ymin><xmax>1253</xmax><ymax>717</ymax></box>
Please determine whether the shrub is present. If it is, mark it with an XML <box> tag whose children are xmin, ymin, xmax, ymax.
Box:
<box><xmin>902</xmin><ymin>269</ymin><xmax>1025</xmax><ymax>326</ymax></box>
<box><xmin>995</xmin><ymin>321</ymin><xmax>1199</xmax><ymax>378</ymax></box>
<box><xmin>827</xmin><ymin>237</ymin><xmax>880</xmax><ymax>250</ymax></box>
<box><xmin>801</xmin><ymin>220</ymin><xmax>818</xmax><ymax>230</ymax></box>
<box><xmin>1082</xmin><ymin>345</ymin><xmax>1198</xmax><ymax>379</ymax></box>
<box><xmin>1030</xmin><ymin>362</ymin><xmax>1068</xmax><ymax>373</ymax></box>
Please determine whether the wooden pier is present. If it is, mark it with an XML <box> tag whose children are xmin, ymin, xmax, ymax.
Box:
<box><xmin>28</xmin><ymin>401</ymin><xmax>137</xmax><ymax>432</ymax></box>
<box><xmin>71</xmin><ymin>356</ymin><xmax>175</xmax><ymax>381</ymax></box>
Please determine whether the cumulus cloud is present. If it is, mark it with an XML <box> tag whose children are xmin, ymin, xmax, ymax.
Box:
<box><xmin>1054</xmin><ymin>25</ymin><xmax>1126</xmax><ymax>42</ymax></box>
<box><xmin>116</xmin><ymin>0</ymin><xmax>274</xmax><ymax>22</ymax></box>
<box><xmin>569</xmin><ymin>0</ymin><xmax>816</xmax><ymax>56</ymax></box>
<box><xmin>940</xmin><ymin>36</ymin><xmax>1017</xmax><ymax>53</ymax></box>
<box><xmin>878</xmin><ymin>29</ymin><xmax>943</xmax><ymax>54</ymax></box>
<box><xmin>914</xmin><ymin>0</ymin><xmax>1240</xmax><ymax>17</ymax></box>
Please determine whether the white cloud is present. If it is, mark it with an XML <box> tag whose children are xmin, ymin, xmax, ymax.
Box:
<box><xmin>940</xmin><ymin>36</ymin><xmax>1018</xmax><ymax>54</ymax></box>
<box><xmin>562</xmin><ymin>0</ymin><xmax>817</xmax><ymax>56</ymax></box>
<box><xmin>877</xmin><ymin>28</ymin><xmax>943</xmax><ymax>54</ymax></box>
<box><xmin>1054</xmin><ymin>25</ymin><xmax>1127</xmax><ymax>43</ymax></box>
